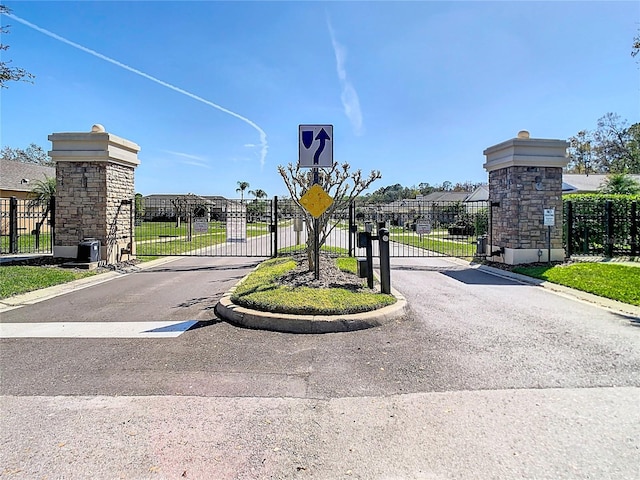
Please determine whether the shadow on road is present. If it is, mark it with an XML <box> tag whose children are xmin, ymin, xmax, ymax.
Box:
<box><xmin>141</xmin><ymin>262</ymin><xmax>262</xmax><ymax>273</ymax></box>
<box><xmin>392</xmin><ymin>264</ymin><xmax>527</xmax><ymax>286</ymax></box>
<box><xmin>441</xmin><ymin>269</ymin><xmax>527</xmax><ymax>286</ymax></box>
<box><xmin>189</xmin><ymin>319</ymin><xmax>223</xmax><ymax>330</ymax></box>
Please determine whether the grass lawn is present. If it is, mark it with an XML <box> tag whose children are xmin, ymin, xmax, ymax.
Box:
<box><xmin>513</xmin><ymin>262</ymin><xmax>640</xmax><ymax>306</ymax></box>
<box><xmin>0</xmin><ymin>266</ymin><xmax>96</xmax><ymax>299</ymax></box>
<box><xmin>390</xmin><ymin>233</ymin><xmax>477</xmax><ymax>257</ymax></box>
<box><xmin>135</xmin><ymin>221</ymin><xmax>270</xmax><ymax>257</ymax></box>
<box><xmin>1</xmin><ymin>233</ymin><xmax>53</xmax><ymax>254</ymax></box>
<box><xmin>230</xmin><ymin>256</ymin><xmax>396</xmax><ymax>315</ymax></box>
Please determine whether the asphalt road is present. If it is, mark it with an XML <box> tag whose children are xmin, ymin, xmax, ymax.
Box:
<box><xmin>1</xmin><ymin>256</ymin><xmax>639</xmax><ymax>479</ymax></box>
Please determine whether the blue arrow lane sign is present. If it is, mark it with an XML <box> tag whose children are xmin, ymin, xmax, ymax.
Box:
<box><xmin>299</xmin><ymin>124</ymin><xmax>333</xmax><ymax>168</ymax></box>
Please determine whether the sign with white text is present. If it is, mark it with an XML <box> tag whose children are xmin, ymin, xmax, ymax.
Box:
<box><xmin>543</xmin><ymin>208</ymin><xmax>555</xmax><ymax>226</ymax></box>
<box><xmin>416</xmin><ymin>222</ymin><xmax>432</xmax><ymax>235</ymax></box>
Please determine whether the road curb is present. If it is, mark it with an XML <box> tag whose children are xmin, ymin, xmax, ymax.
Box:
<box><xmin>214</xmin><ymin>279</ymin><xmax>408</xmax><ymax>334</ymax></box>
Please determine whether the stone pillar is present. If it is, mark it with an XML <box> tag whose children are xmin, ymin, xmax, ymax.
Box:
<box><xmin>49</xmin><ymin>124</ymin><xmax>140</xmax><ymax>264</ymax></box>
<box><xmin>483</xmin><ymin>131</ymin><xmax>569</xmax><ymax>265</ymax></box>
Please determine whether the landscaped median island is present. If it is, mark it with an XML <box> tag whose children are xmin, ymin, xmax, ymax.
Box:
<box><xmin>215</xmin><ymin>252</ymin><xmax>405</xmax><ymax>333</ymax></box>
<box><xmin>231</xmin><ymin>254</ymin><xmax>396</xmax><ymax>315</ymax></box>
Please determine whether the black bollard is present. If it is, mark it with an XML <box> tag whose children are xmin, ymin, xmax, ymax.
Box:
<box><xmin>378</xmin><ymin>228</ymin><xmax>391</xmax><ymax>294</ymax></box>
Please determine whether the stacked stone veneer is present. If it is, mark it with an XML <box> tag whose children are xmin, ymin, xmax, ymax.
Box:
<box><xmin>49</xmin><ymin>126</ymin><xmax>140</xmax><ymax>264</ymax></box>
<box><xmin>483</xmin><ymin>132</ymin><xmax>569</xmax><ymax>265</ymax></box>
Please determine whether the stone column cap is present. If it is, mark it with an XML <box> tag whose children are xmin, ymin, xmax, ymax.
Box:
<box><xmin>483</xmin><ymin>136</ymin><xmax>569</xmax><ymax>173</ymax></box>
<box><xmin>48</xmin><ymin>130</ymin><xmax>141</xmax><ymax>168</ymax></box>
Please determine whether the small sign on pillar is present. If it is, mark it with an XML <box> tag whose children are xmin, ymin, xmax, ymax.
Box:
<box><xmin>543</xmin><ymin>208</ymin><xmax>555</xmax><ymax>227</ymax></box>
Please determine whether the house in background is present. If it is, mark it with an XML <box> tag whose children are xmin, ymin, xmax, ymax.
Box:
<box><xmin>0</xmin><ymin>160</ymin><xmax>56</xmax><ymax>236</ymax></box>
<box><xmin>374</xmin><ymin>185</ymin><xmax>490</xmax><ymax>228</ymax></box>
<box><xmin>142</xmin><ymin>194</ymin><xmax>228</xmax><ymax>222</ymax></box>
<box><xmin>562</xmin><ymin>174</ymin><xmax>640</xmax><ymax>193</ymax></box>
<box><xmin>0</xmin><ymin>160</ymin><xmax>55</xmax><ymax>199</ymax></box>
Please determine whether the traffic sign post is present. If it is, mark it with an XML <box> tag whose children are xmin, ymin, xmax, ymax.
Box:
<box><xmin>300</xmin><ymin>184</ymin><xmax>334</xmax><ymax>280</ymax></box>
<box><xmin>299</xmin><ymin>125</ymin><xmax>333</xmax><ymax>168</ymax></box>
<box><xmin>299</xmin><ymin>125</ymin><xmax>334</xmax><ymax>280</ymax></box>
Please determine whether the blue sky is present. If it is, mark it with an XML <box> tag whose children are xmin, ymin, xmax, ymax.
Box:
<box><xmin>1</xmin><ymin>1</ymin><xmax>638</xmax><ymax>198</ymax></box>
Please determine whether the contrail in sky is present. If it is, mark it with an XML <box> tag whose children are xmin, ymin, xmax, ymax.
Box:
<box><xmin>6</xmin><ymin>13</ymin><xmax>269</xmax><ymax>167</ymax></box>
<box><xmin>326</xmin><ymin>14</ymin><xmax>364</xmax><ymax>136</ymax></box>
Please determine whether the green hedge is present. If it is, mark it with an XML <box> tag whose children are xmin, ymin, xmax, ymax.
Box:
<box><xmin>563</xmin><ymin>194</ymin><xmax>639</xmax><ymax>256</ymax></box>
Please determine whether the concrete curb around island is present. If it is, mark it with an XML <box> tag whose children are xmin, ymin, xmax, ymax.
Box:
<box><xmin>214</xmin><ymin>282</ymin><xmax>409</xmax><ymax>334</ymax></box>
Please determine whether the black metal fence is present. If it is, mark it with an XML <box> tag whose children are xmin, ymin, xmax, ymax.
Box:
<box><xmin>274</xmin><ymin>197</ymin><xmax>354</xmax><ymax>256</ymax></box>
<box><xmin>0</xmin><ymin>196</ymin><xmax>55</xmax><ymax>255</ymax></box>
<box><xmin>137</xmin><ymin>195</ymin><xmax>274</xmax><ymax>257</ymax></box>
<box><xmin>5</xmin><ymin>191</ymin><xmax>635</xmax><ymax>260</ymax></box>
<box><xmin>136</xmin><ymin>195</ymin><xmax>490</xmax><ymax>259</ymax></box>
<box><xmin>353</xmin><ymin>199</ymin><xmax>490</xmax><ymax>258</ymax></box>
<box><xmin>565</xmin><ymin>198</ymin><xmax>639</xmax><ymax>257</ymax></box>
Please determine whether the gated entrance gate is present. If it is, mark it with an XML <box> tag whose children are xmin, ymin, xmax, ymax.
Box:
<box><xmin>353</xmin><ymin>199</ymin><xmax>489</xmax><ymax>258</ymax></box>
<box><xmin>137</xmin><ymin>195</ymin><xmax>274</xmax><ymax>257</ymax></box>
<box><xmin>137</xmin><ymin>194</ymin><xmax>488</xmax><ymax>260</ymax></box>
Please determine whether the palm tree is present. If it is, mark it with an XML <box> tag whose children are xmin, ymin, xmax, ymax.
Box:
<box><xmin>599</xmin><ymin>173</ymin><xmax>640</xmax><ymax>195</ymax></box>
<box><xmin>236</xmin><ymin>181</ymin><xmax>250</xmax><ymax>202</ymax></box>
<box><xmin>249</xmin><ymin>188</ymin><xmax>267</xmax><ymax>200</ymax></box>
<box><xmin>28</xmin><ymin>175</ymin><xmax>56</xmax><ymax>238</ymax></box>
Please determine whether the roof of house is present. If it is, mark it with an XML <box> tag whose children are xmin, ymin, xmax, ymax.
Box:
<box><xmin>0</xmin><ymin>160</ymin><xmax>55</xmax><ymax>193</ymax></box>
<box><xmin>562</xmin><ymin>174</ymin><xmax>640</xmax><ymax>193</ymax></box>
<box><xmin>380</xmin><ymin>186</ymin><xmax>489</xmax><ymax>211</ymax></box>
<box><xmin>418</xmin><ymin>191</ymin><xmax>471</xmax><ymax>203</ymax></box>
<box><xmin>143</xmin><ymin>194</ymin><xmax>228</xmax><ymax>204</ymax></box>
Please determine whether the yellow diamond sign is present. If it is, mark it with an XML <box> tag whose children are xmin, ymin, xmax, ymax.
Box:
<box><xmin>300</xmin><ymin>184</ymin><xmax>333</xmax><ymax>218</ymax></box>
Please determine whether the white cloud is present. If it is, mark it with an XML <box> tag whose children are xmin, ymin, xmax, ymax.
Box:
<box><xmin>326</xmin><ymin>15</ymin><xmax>364</xmax><ymax>136</ymax></box>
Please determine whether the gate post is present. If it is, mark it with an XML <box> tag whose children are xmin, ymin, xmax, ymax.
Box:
<box><xmin>49</xmin><ymin>196</ymin><xmax>56</xmax><ymax>252</ymax></box>
<box><xmin>272</xmin><ymin>196</ymin><xmax>278</xmax><ymax>257</ymax></box>
<box><xmin>9</xmin><ymin>196</ymin><xmax>18</xmax><ymax>254</ymax></box>
<box><xmin>49</xmin><ymin>124</ymin><xmax>140</xmax><ymax>264</ymax></box>
<box><xmin>605</xmin><ymin>200</ymin><xmax>614</xmax><ymax>258</ymax></box>
<box><xmin>483</xmin><ymin>130</ymin><xmax>569</xmax><ymax>265</ymax></box>
<box><xmin>631</xmin><ymin>201</ymin><xmax>638</xmax><ymax>257</ymax></box>
<box><xmin>566</xmin><ymin>200</ymin><xmax>573</xmax><ymax>258</ymax></box>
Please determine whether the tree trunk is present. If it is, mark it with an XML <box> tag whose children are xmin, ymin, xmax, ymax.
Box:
<box><xmin>306</xmin><ymin>219</ymin><xmax>315</xmax><ymax>272</ymax></box>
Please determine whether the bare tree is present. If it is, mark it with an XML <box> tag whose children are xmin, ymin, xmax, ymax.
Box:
<box><xmin>278</xmin><ymin>161</ymin><xmax>381</xmax><ymax>271</ymax></box>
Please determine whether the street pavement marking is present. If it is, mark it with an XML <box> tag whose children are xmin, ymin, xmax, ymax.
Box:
<box><xmin>0</xmin><ymin>320</ymin><xmax>199</xmax><ymax>338</ymax></box>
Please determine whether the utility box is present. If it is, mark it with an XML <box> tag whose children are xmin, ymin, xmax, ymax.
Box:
<box><xmin>77</xmin><ymin>238</ymin><xmax>101</xmax><ymax>263</ymax></box>
<box><xmin>357</xmin><ymin>258</ymin><xmax>368</xmax><ymax>278</ymax></box>
<box><xmin>477</xmin><ymin>235</ymin><xmax>487</xmax><ymax>256</ymax></box>
<box><xmin>358</xmin><ymin>232</ymin><xmax>370</xmax><ymax>248</ymax></box>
